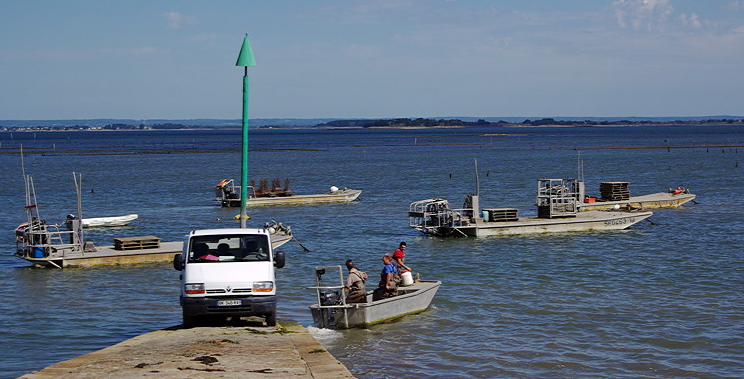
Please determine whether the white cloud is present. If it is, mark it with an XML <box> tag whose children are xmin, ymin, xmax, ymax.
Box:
<box><xmin>164</xmin><ymin>11</ymin><xmax>194</xmax><ymax>29</ymax></box>
<box><xmin>679</xmin><ymin>13</ymin><xmax>702</xmax><ymax>29</ymax></box>
<box><xmin>728</xmin><ymin>1</ymin><xmax>744</xmax><ymax>11</ymax></box>
<box><xmin>612</xmin><ymin>0</ymin><xmax>674</xmax><ymax>30</ymax></box>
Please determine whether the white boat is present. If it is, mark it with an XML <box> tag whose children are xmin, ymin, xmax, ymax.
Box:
<box><xmin>215</xmin><ymin>179</ymin><xmax>361</xmax><ymax>207</ymax></box>
<box><xmin>66</xmin><ymin>213</ymin><xmax>138</xmax><ymax>228</ymax></box>
<box><xmin>409</xmin><ymin>177</ymin><xmax>653</xmax><ymax>237</ymax></box>
<box><xmin>308</xmin><ymin>266</ymin><xmax>440</xmax><ymax>329</ymax></box>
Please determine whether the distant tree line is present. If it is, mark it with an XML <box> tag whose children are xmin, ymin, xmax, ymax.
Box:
<box><xmin>315</xmin><ymin>117</ymin><xmax>744</xmax><ymax>128</ymax></box>
<box><xmin>521</xmin><ymin>118</ymin><xmax>744</xmax><ymax>126</ymax></box>
<box><xmin>315</xmin><ymin>118</ymin><xmax>497</xmax><ymax>128</ymax></box>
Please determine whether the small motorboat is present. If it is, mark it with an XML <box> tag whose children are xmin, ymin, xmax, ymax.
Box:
<box><xmin>66</xmin><ymin>213</ymin><xmax>139</xmax><ymax>228</ymax></box>
<box><xmin>308</xmin><ymin>265</ymin><xmax>440</xmax><ymax>329</ymax></box>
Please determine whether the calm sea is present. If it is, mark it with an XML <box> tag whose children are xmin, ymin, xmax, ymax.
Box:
<box><xmin>0</xmin><ymin>125</ymin><xmax>742</xmax><ymax>378</ymax></box>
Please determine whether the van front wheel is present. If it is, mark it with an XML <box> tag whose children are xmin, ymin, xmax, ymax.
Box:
<box><xmin>183</xmin><ymin>311</ymin><xmax>197</xmax><ymax>328</ymax></box>
<box><xmin>266</xmin><ymin>312</ymin><xmax>276</xmax><ymax>327</ymax></box>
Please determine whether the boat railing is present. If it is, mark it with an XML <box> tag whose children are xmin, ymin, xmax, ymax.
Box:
<box><xmin>216</xmin><ymin>181</ymin><xmax>269</xmax><ymax>205</ymax></box>
<box><xmin>245</xmin><ymin>186</ymin><xmax>259</xmax><ymax>199</ymax></box>
<box><xmin>408</xmin><ymin>198</ymin><xmax>472</xmax><ymax>232</ymax></box>
<box><xmin>308</xmin><ymin>265</ymin><xmax>351</xmax><ymax>327</ymax></box>
<box><xmin>536</xmin><ymin>179</ymin><xmax>580</xmax><ymax>218</ymax></box>
<box><xmin>19</xmin><ymin>223</ymin><xmax>84</xmax><ymax>260</ymax></box>
<box><xmin>215</xmin><ymin>179</ymin><xmax>242</xmax><ymax>201</ymax></box>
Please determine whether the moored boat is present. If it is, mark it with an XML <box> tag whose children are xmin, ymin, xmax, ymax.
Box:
<box><xmin>65</xmin><ymin>213</ymin><xmax>139</xmax><ymax>228</ymax></box>
<box><xmin>14</xmin><ymin>175</ymin><xmax>293</xmax><ymax>268</ymax></box>
<box><xmin>16</xmin><ymin>220</ymin><xmax>293</xmax><ymax>269</ymax></box>
<box><xmin>215</xmin><ymin>178</ymin><xmax>361</xmax><ymax>207</ymax></box>
<box><xmin>572</xmin><ymin>158</ymin><xmax>696</xmax><ymax>211</ymax></box>
<box><xmin>578</xmin><ymin>184</ymin><xmax>696</xmax><ymax>211</ymax></box>
<box><xmin>409</xmin><ymin>178</ymin><xmax>653</xmax><ymax>237</ymax></box>
<box><xmin>308</xmin><ymin>265</ymin><xmax>440</xmax><ymax>329</ymax></box>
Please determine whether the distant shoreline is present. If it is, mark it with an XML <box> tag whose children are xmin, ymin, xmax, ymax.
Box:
<box><xmin>2</xmin><ymin>120</ymin><xmax>743</xmax><ymax>133</ymax></box>
<box><xmin>2</xmin><ymin>115</ymin><xmax>744</xmax><ymax>132</ymax></box>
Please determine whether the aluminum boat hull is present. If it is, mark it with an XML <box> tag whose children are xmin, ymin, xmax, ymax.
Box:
<box><xmin>579</xmin><ymin>192</ymin><xmax>696</xmax><ymax>211</ymax></box>
<box><xmin>310</xmin><ymin>280</ymin><xmax>441</xmax><ymax>329</ymax></box>
<box><xmin>221</xmin><ymin>189</ymin><xmax>362</xmax><ymax>207</ymax></box>
<box><xmin>431</xmin><ymin>210</ymin><xmax>653</xmax><ymax>237</ymax></box>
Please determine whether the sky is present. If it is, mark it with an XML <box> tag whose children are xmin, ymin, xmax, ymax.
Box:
<box><xmin>1</xmin><ymin>0</ymin><xmax>743</xmax><ymax>120</ymax></box>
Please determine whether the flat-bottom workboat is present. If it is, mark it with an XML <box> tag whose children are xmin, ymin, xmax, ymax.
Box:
<box><xmin>410</xmin><ymin>178</ymin><xmax>653</xmax><ymax>237</ymax></box>
<box><xmin>15</xmin><ymin>174</ymin><xmax>292</xmax><ymax>268</ymax></box>
<box><xmin>309</xmin><ymin>266</ymin><xmax>440</xmax><ymax>329</ymax></box>
<box><xmin>216</xmin><ymin>179</ymin><xmax>361</xmax><ymax>207</ymax></box>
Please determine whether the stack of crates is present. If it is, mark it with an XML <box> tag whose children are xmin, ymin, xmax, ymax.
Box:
<box><xmin>599</xmin><ymin>182</ymin><xmax>630</xmax><ymax>201</ymax></box>
<box><xmin>483</xmin><ymin>208</ymin><xmax>519</xmax><ymax>222</ymax></box>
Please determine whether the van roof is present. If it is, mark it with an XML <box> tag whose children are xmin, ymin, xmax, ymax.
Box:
<box><xmin>190</xmin><ymin>228</ymin><xmax>269</xmax><ymax>237</ymax></box>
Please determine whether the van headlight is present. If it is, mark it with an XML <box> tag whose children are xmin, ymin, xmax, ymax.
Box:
<box><xmin>253</xmin><ymin>281</ymin><xmax>274</xmax><ymax>293</ymax></box>
<box><xmin>184</xmin><ymin>283</ymin><xmax>205</xmax><ymax>294</ymax></box>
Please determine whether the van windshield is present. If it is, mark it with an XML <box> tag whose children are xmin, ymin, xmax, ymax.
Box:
<box><xmin>187</xmin><ymin>234</ymin><xmax>270</xmax><ymax>263</ymax></box>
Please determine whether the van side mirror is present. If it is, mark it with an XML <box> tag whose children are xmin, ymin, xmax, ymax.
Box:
<box><xmin>173</xmin><ymin>253</ymin><xmax>184</xmax><ymax>271</ymax></box>
<box><xmin>274</xmin><ymin>251</ymin><xmax>285</xmax><ymax>268</ymax></box>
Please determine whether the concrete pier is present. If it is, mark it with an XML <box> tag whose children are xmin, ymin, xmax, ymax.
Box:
<box><xmin>18</xmin><ymin>322</ymin><xmax>356</xmax><ymax>379</ymax></box>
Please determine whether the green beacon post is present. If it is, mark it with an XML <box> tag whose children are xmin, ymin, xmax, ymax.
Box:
<box><xmin>236</xmin><ymin>34</ymin><xmax>256</xmax><ymax>228</ymax></box>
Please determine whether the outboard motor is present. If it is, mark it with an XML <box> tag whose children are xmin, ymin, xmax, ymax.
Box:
<box><xmin>320</xmin><ymin>290</ymin><xmax>341</xmax><ymax>306</ymax></box>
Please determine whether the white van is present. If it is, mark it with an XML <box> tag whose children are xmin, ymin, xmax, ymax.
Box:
<box><xmin>173</xmin><ymin>228</ymin><xmax>286</xmax><ymax>327</ymax></box>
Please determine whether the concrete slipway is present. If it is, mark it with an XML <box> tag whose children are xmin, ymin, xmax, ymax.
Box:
<box><xmin>18</xmin><ymin>322</ymin><xmax>355</xmax><ymax>379</ymax></box>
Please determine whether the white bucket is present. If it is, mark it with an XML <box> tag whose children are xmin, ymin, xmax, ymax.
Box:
<box><xmin>400</xmin><ymin>271</ymin><xmax>414</xmax><ymax>286</ymax></box>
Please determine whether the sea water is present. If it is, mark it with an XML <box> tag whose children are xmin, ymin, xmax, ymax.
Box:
<box><xmin>0</xmin><ymin>125</ymin><xmax>742</xmax><ymax>378</ymax></box>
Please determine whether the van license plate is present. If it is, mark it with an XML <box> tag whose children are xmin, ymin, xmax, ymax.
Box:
<box><xmin>218</xmin><ymin>300</ymin><xmax>241</xmax><ymax>306</ymax></box>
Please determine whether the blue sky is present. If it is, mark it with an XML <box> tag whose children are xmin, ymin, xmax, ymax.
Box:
<box><xmin>1</xmin><ymin>0</ymin><xmax>743</xmax><ymax>120</ymax></box>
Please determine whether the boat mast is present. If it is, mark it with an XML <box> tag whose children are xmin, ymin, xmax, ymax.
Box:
<box><xmin>20</xmin><ymin>145</ymin><xmax>26</xmax><ymax>182</ymax></box>
<box><xmin>470</xmin><ymin>158</ymin><xmax>481</xmax><ymax>219</ymax></box>
<box><xmin>73</xmin><ymin>172</ymin><xmax>84</xmax><ymax>245</ymax></box>
<box><xmin>474</xmin><ymin>158</ymin><xmax>480</xmax><ymax>196</ymax></box>
<box><xmin>20</xmin><ymin>146</ymin><xmax>32</xmax><ymax>209</ymax></box>
<box><xmin>577</xmin><ymin>152</ymin><xmax>585</xmax><ymax>201</ymax></box>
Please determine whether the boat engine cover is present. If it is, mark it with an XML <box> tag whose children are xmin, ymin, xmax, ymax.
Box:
<box><xmin>320</xmin><ymin>290</ymin><xmax>342</xmax><ymax>306</ymax></box>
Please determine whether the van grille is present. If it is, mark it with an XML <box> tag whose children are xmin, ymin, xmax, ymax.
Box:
<box><xmin>206</xmin><ymin>288</ymin><xmax>252</xmax><ymax>294</ymax></box>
